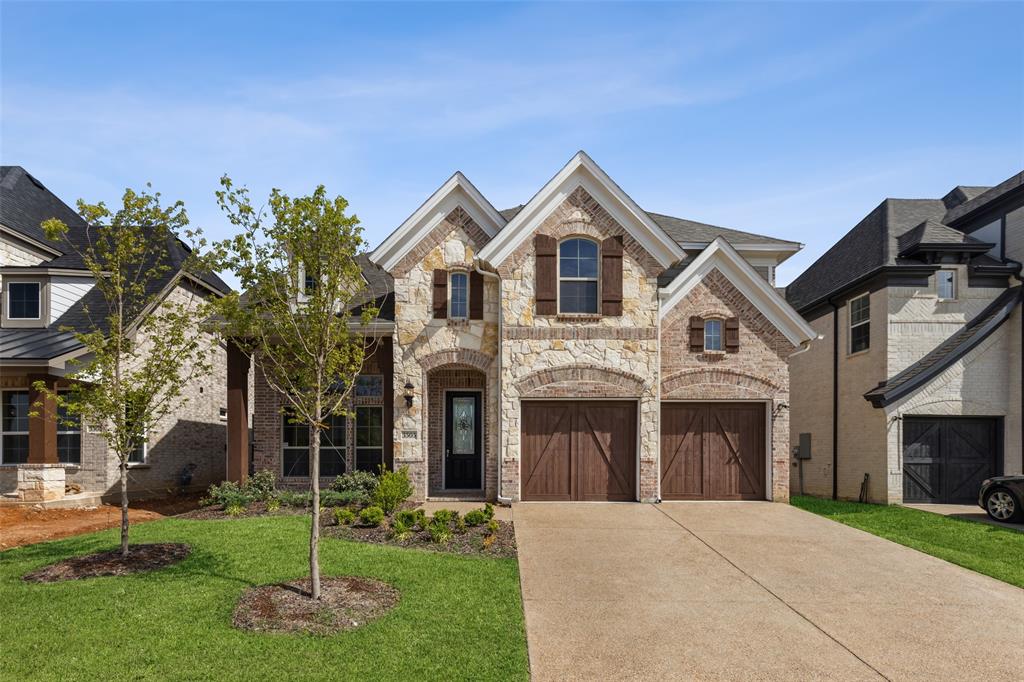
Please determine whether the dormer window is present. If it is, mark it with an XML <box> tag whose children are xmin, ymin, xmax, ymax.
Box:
<box><xmin>558</xmin><ymin>238</ymin><xmax>599</xmax><ymax>314</ymax></box>
<box><xmin>449</xmin><ymin>272</ymin><xmax>468</xmax><ymax>319</ymax></box>
<box><xmin>937</xmin><ymin>270</ymin><xmax>956</xmax><ymax>301</ymax></box>
<box><xmin>8</xmin><ymin>282</ymin><xmax>40</xmax><ymax>319</ymax></box>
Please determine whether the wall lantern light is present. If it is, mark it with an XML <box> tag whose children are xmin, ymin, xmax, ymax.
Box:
<box><xmin>404</xmin><ymin>382</ymin><xmax>415</xmax><ymax>408</ymax></box>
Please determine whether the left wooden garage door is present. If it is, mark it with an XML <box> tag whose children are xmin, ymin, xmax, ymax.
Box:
<box><xmin>521</xmin><ymin>401</ymin><xmax>636</xmax><ymax>501</ymax></box>
<box><xmin>661</xmin><ymin>402</ymin><xmax>766</xmax><ymax>500</ymax></box>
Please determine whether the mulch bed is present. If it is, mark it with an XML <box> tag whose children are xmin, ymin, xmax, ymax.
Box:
<box><xmin>23</xmin><ymin>543</ymin><xmax>191</xmax><ymax>583</ymax></box>
<box><xmin>330</xmin><ymin>520</ymin><xmax>517</xmax><ymax>559</ymax></box>
<box><xmin>177</xmin><ymin>501</ymin><xmax>305</xmax><ymax>521</ymax></box>
<box><xmin>233</xmin><ymin>577</ymin><xmax>400</xmax><ymax>635</ymax></box>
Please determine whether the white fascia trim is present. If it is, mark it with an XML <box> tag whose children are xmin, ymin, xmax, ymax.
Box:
<box><xmin>369</xmin><ymin>172</ymin><xmax>504</xmax><ymax>272</ymax></box>
<box><xmin>659</xmin><ymin>237</ymin><xmax>816</xmax><ymax>347</ymax></box>
<box><xmin>477</xmin><ymin>151</ymin><xmax>684</xmax><ymax>269</ymax></box>
<box><xmin>678</xmin><ymin>242</ymin><xmax>802</xmax><ymax>252</ymax></box>
<box><xmin>0</xmin><ymin>225</ymin><xmax>64</xmax><ymax>258</ymax></box>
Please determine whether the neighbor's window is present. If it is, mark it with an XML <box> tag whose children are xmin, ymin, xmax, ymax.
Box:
<box><xmin>126</xmin><ymin>404</ymin><xmax>147</xmax><ymax>464</ymax></box>
<box><xmin>449</xmin><ymin>272</ymin><xmax>468</xmax><ymax>319</ymax></box>
<box><xmin>57</xmin><ymin>390</ymin><xmax>81</xmax><ymax>464</ymax></box>
<box><xmin>355</xmin><ymin>406</ymin><xmax>383</xmax><ymax>473</ymax></box>
<box><xmin>282</xmin><ymin>412</ymin><xmax>346</xmax><ymax>477</ymax></box>
<box><xmin>1</xmin><ymin>390</ymin><xmax>30</xmax><ymax>464</ymax></box>
<box><xmin>704</xmin><ymin>319</ymin><xmax>723</xmax><ymax>351</ymax></box>
<box><xmin>849</xmin><ymin>293</ymin><xmax>870</xmax><ymax>353</ymax></box>
<box><xmin>937</xmin><ymin>271</ymin><xmax>956</xmax><ymax>301</ymax></box>
<box><xmin>7</xmin><ymin>282</ymin><xmax>41</xmax><ymax>319</ymax></box>
<box><xmin>559</xmin><ymin>238</ymin><xmax>599</xmax><ymax>314</ymax></box>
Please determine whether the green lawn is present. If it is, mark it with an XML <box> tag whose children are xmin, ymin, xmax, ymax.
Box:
<box><xmin>0</xmin><ymin>516</ymin><xmax>529</xmax><ymax>681</ymax></box>
<box><xmin>792</xmin><ymin>495</ymin><xmax>1024</xmax><ymax>589</ymax></box>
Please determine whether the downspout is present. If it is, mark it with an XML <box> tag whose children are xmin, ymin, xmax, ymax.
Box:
<box><xmin>475</xmin><ymin>263</ymin><xmax>511</xmax><ymax>505</ymax></box>
<box><xmin>830</xmin><ymin>298</ymin><xmax>840</xmax><ymax>500</ymax></box>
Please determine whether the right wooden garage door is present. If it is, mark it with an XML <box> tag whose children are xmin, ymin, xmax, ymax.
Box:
<box><xmin>661</xmin><ymin>402</ymin><xmax>766</xmax><ymax>500</ymax></box>
<box><xmin>902</xmin><ymin>416</ymin><xmax>998</xmax><ymax>504</ymax></box>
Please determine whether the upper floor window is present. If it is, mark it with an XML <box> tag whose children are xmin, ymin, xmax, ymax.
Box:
<box><xmin>937</xmin><ymin>270</ymin><xmax>956</xmax><ymax>301</ymax></box>
<box><xmin>849</xmin><ymin>293</ymin><xmax>870</xmax><ymax>354</ymax></box>
<box><xmin>449</xmin><ymin>272</ymin><xmax>468</xmax><ymax>319</ymax></box>
<box><xmin>704</xmin><ymin>319</ymin><xmax>723</xmax><ymax>351</ymax></box>
<box><xmin>7</xmin><ymin>282</ymin><xmax>40</xmax><ymax>319</ymax></box>
<box><xmin>558</xmin><ymin>238</ymin><xmax>598</xmax><ymax>314</ymax></box>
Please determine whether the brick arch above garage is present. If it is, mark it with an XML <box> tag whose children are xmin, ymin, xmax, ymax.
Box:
<box><xmin>661</xmin><ymin>367</ymin><xmax>782</xmax><ymax>401</ymax></box>
<box><xmin>515</xmin><ymin>364</ymin><xmax>646</xmax><ymax>399</ymax></box>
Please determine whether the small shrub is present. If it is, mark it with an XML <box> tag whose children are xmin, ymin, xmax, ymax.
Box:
<box><xmin>391</xmin><ymin>518</ymin><xmax>412</xmax><ymax>541</ymax></box>
<box><xmin>372</xmin><ymin>466</ymin><xmax>414</xmax><ymax>514</ymax></box>
<box><xmin>225</xmin><ymin>502</ymin><xmax>246</xmax><ymax>517</ymax></box>
<box><xmin>331</xmin><ymin>470</ymin><xmax>379</xmax><ymax>498</ymax></box>
<box><xmin>202</xmin><ymin>481</ymin><xmax>254</xmax><ymax>509</ymax></box>
<box><xmin>245</xmin><ymin>469</ymin><xmax>277</xmax><ymax>501</ymax></box>
<box><xmin>265</xmin><ymin>498</ymin><xmax>281</xmax><ymax>513</ymax></box>
<box><xmin>334</xmin><ymin>507</ymin><xmax>357</xmax><ymax>526</ymax></box>
<box><xmin>487</xmin><ymin>519</ymin><xmax>500</xmax><ymax>535</ymax></box>
<box><xmin>394</xmin><ymin>509</ymin><xmax>427</xmax><ymax>529</ymax></box>
<box><xmin>428</xmin><ymin>519</ymin><xmax>452</xmax><ymax>544</ymax></box>
<box><xmin>431</xmin><ymin>508</ymin><xmax>458</xmax><ymax>526</ymax></box>
<box><xmin>320</xmin><ymin>490</ymin><xmax>366</xmax><ymax>508</ymax></box>
<box><xmin>455</xmin><ymin>517</ymin><xmax>467</xmax><ymax>533</ymax></box>
<box><xmin>359</xmin><ymin>505</ymin><xmax>385</xmax><ymax>527</ymax></box>
<box><xmin>463</xmin><ymin>509</ymin><xmax>488</xmax><ymax>527</ymax></box>
<box><xmin>277</xmin><ymin>491</ymin><xmax>311</xmax><ymax>507</ymax></box>
<box><xmin>483</xmin><ymin>502</ymin><xmax>495</xmax><ymax>521</ymax></box>
<box><xmin>482</xmin><ymin>534</ymin><xmax>496</xmax><ymax>549</ymax></box>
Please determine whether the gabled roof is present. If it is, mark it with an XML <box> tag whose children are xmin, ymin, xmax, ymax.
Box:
<box><xmin>659</xmin><ymin>237</ymin><xmax>817</xmax><ymax>347</ymax></box>
<box><xmin>944</xmin><ymin>171</ymin><xmax>1024</xmax><ymax>225</ymax></box>
<box><xmin>369</xmin><ymin>172</ymin><xmax>505</xmax><ymax>272</ymax></box>
<box><xmin>477</xmin><ymin>151</ymin><xmax>684</xmax><ymax>269</ymax></box>
<box><xmin>0</xmin><ymin>165</ymin><xmax>85</xmax><ymax>256</ymax></box>
<box><xmin>865</xmin><ymin>287</ymin><xmax>1021</xmax><ymax>408</ymax></box>
<box><xmin>896</xmin><ymin>219</ymin><xmax>993</xmax><ymax>257</ymax></box>
<box><xmin>646</xmin><ymin>212</ymin><xmax>799</xmax><ymax>250</ymax></box>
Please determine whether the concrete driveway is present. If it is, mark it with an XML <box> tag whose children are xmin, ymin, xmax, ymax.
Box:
<box><xmin>513</xmin><ymin>502</ymin><xmax>1024</xmax><ymax>681</ymax></box>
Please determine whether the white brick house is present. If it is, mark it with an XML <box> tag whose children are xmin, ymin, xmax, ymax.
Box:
<box><xmin>229</xmin><ymin>152</ymin><xmax>817</xmax><ymax>503</ymax></box>
<box><xmin>787</xmin><ymin>172</ymin><xmax>1024</xmax><ymax>504</ymax></box>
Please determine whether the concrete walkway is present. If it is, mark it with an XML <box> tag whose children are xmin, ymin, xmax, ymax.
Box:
<box><xmin>513</xmin><ymin>502</ymin><xmax>1024</xmax><ymax>681</ymax></box>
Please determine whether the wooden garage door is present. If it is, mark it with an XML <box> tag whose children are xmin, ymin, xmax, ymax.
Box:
<box><xmin>661</xmin><ymin>403</ymin><xmax>766</xmax><ymax>500</ymax></box>
<box><xmin>903</xmin><ymin>417</ymin><xmax>999</xmax><ymax>504</ymax></box>
<box><xmin>521</xmin><ymin>401</ymin><xmax>636</xmax><ymax>501</ymax></box>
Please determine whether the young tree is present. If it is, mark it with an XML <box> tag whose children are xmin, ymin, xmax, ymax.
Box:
<box><xmin>214</xmin><ymin>177</ymin><xmax>378</xmax><ymax>600</ymax></box>
<box><xmin>37</xmin><ymin>187</ymin><xmax>220</xmax><ymax>557</ymax></box>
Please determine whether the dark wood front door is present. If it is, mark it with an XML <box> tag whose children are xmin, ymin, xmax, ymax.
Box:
<box><xmin>661</xmin><ymin>402</ymin><xmax>766</xmax><ymax>500</ymax></box>
<box><xmin>903</xmin><ymin>417</ymin><xmax>999</xmax><ymax>503</ymax></box>
<box><xmin>445</xmin><ymin>391</ymin><xmax>482</xmax><ymax>489</ymax></box>
<box><xmin>521</xmin><ymin>401</ymin><xmax>636</xmax><ymax>501</ymax></box>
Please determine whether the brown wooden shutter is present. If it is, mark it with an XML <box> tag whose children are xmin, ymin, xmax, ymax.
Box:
<box><xmin>432</xmin><ymin>269</ymin><xmax>448</xmax><ymax>319</ymax></box>
<box><xmin>535</xmin><ymin>234</ymin><xmax>557</xmax><ymax>316</ymax></box>
<box><xmin>601</xmin><ymin>235</ymin><xmax>623</xmax><ymax>316</ymax></box>
<box><xmin>725</xmin><ymin>317</ymin><xmax>740</xmax><ymax>353</ymax></box>
<box><xmin>469</xmin><ymin>271</ymin><xmax>484</xmax><ymax>320</ymax></box>
<box><xmin>689</xmin><ymin>316</ymin><xmax>704</xmax><ymax>352</ymax></box>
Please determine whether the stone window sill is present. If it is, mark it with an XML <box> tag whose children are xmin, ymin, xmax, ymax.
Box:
<box><xmin>556</xmin><ymin>314</ymin><xmax>602</xmax><ymax>322</ymax></box>
<box><xmin>127</xmin><ymin>463</ymin><xmax>151</xmax><ymax>469</ymax></box>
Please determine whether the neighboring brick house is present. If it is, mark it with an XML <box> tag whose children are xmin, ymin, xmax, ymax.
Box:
<box><xmin>0</xmin><ymin>166</ymin><xmax>232</xmax><ymax>503</ymax></box>
<box><xmin>229</xmin><ymin>151</ymin><xmax>817</xmax><ymax>502</ymax></box>
<box><xmin>786</xmin><ymin>171</ymin><xmax>1024</xmax><ymax>504</ymax></box>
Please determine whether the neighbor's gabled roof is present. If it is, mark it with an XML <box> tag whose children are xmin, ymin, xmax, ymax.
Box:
<box><xmin>659</xmin><ymin>237</ymin><xmax>817</xmax><ymax>347</ymax></box>
<box><xmin>476</xmin><ymin>151</ymin><xmax>685</xmax><ymax>269</ymax></box>
<box><xmin>368</xmin><ymin>171</ymin><xmax>505</xmax><ymax>272</ymax></box>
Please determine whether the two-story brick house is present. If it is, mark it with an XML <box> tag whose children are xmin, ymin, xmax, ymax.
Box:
<box><xmin>228</xmin><ymin>152</ymin><xmax>817</xmax><ymax>502</ymax></box>
<box><xmin>0</xmin><ymin>166</ymin><xmax>232</xmax><ymax>503</ymax></box>
<box><xmin>786</xmin><ymin>171</ymin><xmax>1023</xmax><ymax>504</ymax></box>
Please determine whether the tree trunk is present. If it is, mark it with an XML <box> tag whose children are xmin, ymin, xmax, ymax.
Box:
<box><xmin>120</xmin><ymin>459</ymin><xmax>130</xmax><ymax>557</ymax></box>
<box><xmin>309</xmin><ymin>425</ymin><xmax>321</xmax><ymax>600</ymax></box>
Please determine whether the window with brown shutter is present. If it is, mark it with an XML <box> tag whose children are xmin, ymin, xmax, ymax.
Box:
<box><xmin>725</xmin><ymin>317</ymin><xmax>740</xmax><ymax>352</ymax></box>
<box><xmin>432</xmin><ymin>269</ymin><xmax>448</xmax><ymax>319</ymax></box>
<box><xmin>469</xmin><ymin>271</ymin><xmax>484</xmax><ymax>319</ymax></box>
<box><xmin>535</xmin><ymin>234</ymin><xmax>557</xmax><ymax>316</ymax></box>
<box><xmin>689</xmin><ymin>316</ymin><xmax>704</xmax><ymax>352</ymax></box>
<box><xmin>601</xmin><ymin>235</ymin><xmax>623</xmax><ymax>316</ymax></box>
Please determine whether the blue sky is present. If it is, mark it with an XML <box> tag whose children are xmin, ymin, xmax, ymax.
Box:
<box><xmin>2</xmin><ymin>1</ymin><xmax>1022</xmax><ymax>285</ymax></box>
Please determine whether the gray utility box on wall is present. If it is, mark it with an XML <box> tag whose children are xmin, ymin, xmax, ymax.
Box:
<box><xmin>794</xmin><ymin>433</ymin><xmax>812</xmax><ymax>460</ymax></box>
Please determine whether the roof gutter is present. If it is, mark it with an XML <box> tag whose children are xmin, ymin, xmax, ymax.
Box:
<box><xmin>830</xmin><ymin>297</ymin><xmax>840</xmax><ymax>500</ymax></box>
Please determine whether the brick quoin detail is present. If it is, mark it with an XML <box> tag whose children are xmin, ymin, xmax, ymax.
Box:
<box><xmin>393</xmin><ymin>207</ymin><xmax>491</xmax><ymax>278</ymax></box>
<box><xmin>516</xmin><ymin>364</ymin><xmax>646</xmax><ymax>398</ymax></box>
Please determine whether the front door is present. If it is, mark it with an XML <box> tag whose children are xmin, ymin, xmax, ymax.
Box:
<box><xmin>445</xmin><ymin>391</ymin><xmax>482</xmax><ymax>489</ymax></box>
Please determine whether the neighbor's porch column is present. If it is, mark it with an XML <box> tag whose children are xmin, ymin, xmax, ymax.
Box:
<box><xmin>226</xmin><ymin>341</ymin><xmax>250</xmax><ymax>483</ymax></box>
<box><xmin>27</xmin><ymin>374</ymin><xmax>59</xmax><ymax>464</ymax></box>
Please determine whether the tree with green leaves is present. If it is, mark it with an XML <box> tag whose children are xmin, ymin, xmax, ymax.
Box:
<box><xmin>36</xmin><ymin>187</ymin><xmax>221</xmax><ymax>557</ymax></box>
<box><xmin>213</xmin><ymin>177</ymin><xmax>378</xmax><ymax>601</ymax></box>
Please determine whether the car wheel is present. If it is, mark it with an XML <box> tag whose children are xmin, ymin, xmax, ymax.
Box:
<box><xmin>984</xmin><ymin>488</ymin><xmax>1022</xmax><ymax>523</ymax></box>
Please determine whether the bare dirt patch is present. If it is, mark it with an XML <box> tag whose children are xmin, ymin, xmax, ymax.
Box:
<box><xmin>330</xmin><ymin>519</ymin><xmax>517</xmax><ymax>559</ymax></box>
<box><xmin>0</xmin><ymin>495</ymin><xmax>202</xmax><ymax>550</ymax></box>
<box><xmin>22</xmin><ymin>543</ymin><xmax>190</xmax><ymax>583</ymax></box>
<box><xmin>233</xmin><ymin>577</ymin><xmax>399</xmax><ymax>635</ymax></box>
